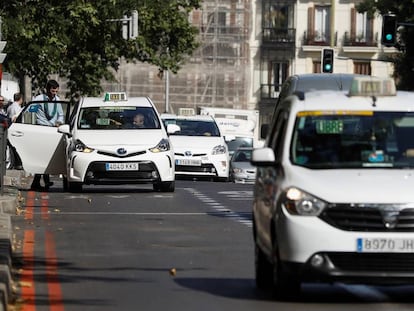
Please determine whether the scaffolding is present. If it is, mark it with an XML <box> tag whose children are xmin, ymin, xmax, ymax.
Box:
<box><xmin>103</xmin><ymin>0</ymin><xmax>252</xmax><ymax>114</ymax></box>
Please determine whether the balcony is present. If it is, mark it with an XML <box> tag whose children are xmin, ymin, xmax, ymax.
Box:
<box><xmin>302</xmin><ymin>31</ymin><xmax>337</xmax><ymax>46</ymax></box>
<box><xmin>262</xmin><ymin>27</ymin><xmax>296</xmax><ymax>49</ymax></box>
<box><xmin>343</xmin><ymin>32</ymin><xmax>378</xmax><ymax>47</ymax></box>
<box><xmin>341</xmin><ymin>31</ymin><xmax>380</xmax><ymax>53</ymax></box>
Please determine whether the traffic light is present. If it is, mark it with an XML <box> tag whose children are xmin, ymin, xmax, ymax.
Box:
<box><xmin>321</xmin><ymin>48</ymin><xmax>334</xmax><ymax>73</ymax></box>
<box><xmin>381</xmin><ymin>14</ymin><xmax>397</xmax><ymax>47</ymax></box>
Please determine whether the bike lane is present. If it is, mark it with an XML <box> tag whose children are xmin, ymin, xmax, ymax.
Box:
<box><xmin>18</xmin><ymin>190</ymin><xmax>64</xmax><ymax>311</ymax></box>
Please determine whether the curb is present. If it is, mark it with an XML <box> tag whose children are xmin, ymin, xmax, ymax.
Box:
<box><xmin>0</xmin><ymin>169</ymin><xmax>28</xmax><ymax>310</ymax></box>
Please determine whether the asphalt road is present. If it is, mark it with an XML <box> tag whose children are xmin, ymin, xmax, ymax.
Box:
<box><xmin>11</xmin><ymin>178</ymin><xmax>414</xmax><ymax>311</ymax></box>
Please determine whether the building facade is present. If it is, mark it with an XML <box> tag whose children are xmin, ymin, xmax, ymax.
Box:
<box><xmin>102</xmin><ymin>0</ymin><xmax>397</xmax><ymax>125</ymax></box>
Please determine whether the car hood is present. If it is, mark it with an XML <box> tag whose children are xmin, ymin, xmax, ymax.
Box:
<box><xmin>76</xmin><ymin>130</ymin><xmax>166</xmax><ymax>149</ymax></box>
<box><xmin>169</xmin><ymin>135</ymin><xmax>225</xmax><ymax>151</ymax></box>
<box><xmin>285</xmin><ymin>166</ymin><xmax>414</xmax><ymax>204</ymax></box>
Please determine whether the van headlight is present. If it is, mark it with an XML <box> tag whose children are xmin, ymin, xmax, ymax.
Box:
<box><xmin>73</xmin><ymin>139</ymin><xmax>94</xmax><ymax>153</ymax></box>
<box><xmin>283</xmin><ymin>187</ymin><xmax>326</xmax><ymax>216</ymax></box>
<box><xmin>150</xmin><ymin>138</ymin><xmax>170</xmax><ymax>153</ymax></box>
<box><xmin>212</xmin><ymin>144</ymin><xmax>227</xmax><ymax>155</ymax></box>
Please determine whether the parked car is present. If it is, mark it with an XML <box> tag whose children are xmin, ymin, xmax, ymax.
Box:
<box><xmin>229</xmin><ymin>147</ymin><xmax>256</xmax><ymax>183</ymax></box>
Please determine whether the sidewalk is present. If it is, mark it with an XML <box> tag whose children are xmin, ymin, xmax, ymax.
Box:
<box><xmin>0</xmin><ymin>169</ymin><xmax>31</xmax><ymax>311</ymax></box>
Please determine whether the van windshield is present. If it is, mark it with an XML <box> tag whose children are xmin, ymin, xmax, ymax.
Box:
<box><xmin>291</xmin><ymin>111</ymin><xmax>414</xmax><ymax>169</ymax></box>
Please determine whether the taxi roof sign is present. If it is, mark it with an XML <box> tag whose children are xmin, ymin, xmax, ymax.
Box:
<box><xmin>103</xmin><ymin>92</ymin><xmax>127</xmax><ymax>102</ymax></box>
<box><xmin>349</xmin><ymin>77</ymin><xmax>396</xmax><ymax>97</ymax></box>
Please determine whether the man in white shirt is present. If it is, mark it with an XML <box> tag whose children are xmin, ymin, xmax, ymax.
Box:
<box><xmin>31</xmin><ymin>79</ymin><xmax>64</xmax><ymax>190</ymax></box>
<box><xmin>33</xmin><ymin>79</ymin><xmax>64</xmax><ymax>126</ymax></box>
<box><xmin>7</xmin><ymin>92</ymin><xmax>23</xmax><ymax>122</ymax></box>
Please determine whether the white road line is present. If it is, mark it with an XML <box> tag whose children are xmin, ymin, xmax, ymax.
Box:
<box><xmin>184</xmin><ymin>188</ymin><xmax>252</xmax><ymax>228</ymax></box>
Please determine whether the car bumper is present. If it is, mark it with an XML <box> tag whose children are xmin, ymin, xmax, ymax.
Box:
<box><xmin>174</xmin><ymin>154</ymin><xmax>229</xmax><ymax>178</ymax></box>
<box><xmin>277</xmin><ymin>204</ymin><xmax>414</xmax><ymax>283</ymax></box>
<box><xmin>67</xmin><ymin>151</ymin><xmax>175</xmax><ymax>184</ymax></box>
<box><xmin>231</xmin><ymin>172</ymin><xmax>256</xmax><ymax>184</ymax></box>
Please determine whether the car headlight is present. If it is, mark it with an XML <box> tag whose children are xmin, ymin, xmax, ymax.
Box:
<box><xmin>73</xmin><ymin>139</ymin><xmax>94</xmax><ymax>153</ymax></box>
<box><xmin>212</xmin><ymin>144</ymin><xmax>227</xmax><ymax>155</ymax></box>
<box><xmin>283</xmin><ymin>187</ymin><xmax>326</xmax><ymax>216</ymax></box>
<box><xmin>232</xmin><ymin>167</ymin><xmax>243</xmax><ymax>174</ymax></box>
<box><xmin>150</xmin><ymin>138</ymin><xmax>170</xmax><ymax>153</ymax></box>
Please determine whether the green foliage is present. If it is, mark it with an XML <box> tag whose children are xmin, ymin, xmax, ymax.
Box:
<box><xmin>357</xmin><ymin>0</ymin><xmax>414</xmax><ymax>90</ymax></box>
<box><xmin>0</xmin><ymin>0</ymin><xmax>201</xmax><ymax>98</ymax></box>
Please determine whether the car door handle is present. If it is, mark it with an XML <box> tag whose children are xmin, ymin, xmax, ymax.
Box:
<box><xmin>9</xmin><ymin>131</ymin><xmax>24</xmax><ymax>137</ymax></box>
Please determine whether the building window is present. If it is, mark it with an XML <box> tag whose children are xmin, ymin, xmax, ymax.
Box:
<box><xmin>307</xmin><ymin>5</ymin><xmax>331</xmax><ymax>44</ymax></box>
<box><xmin>260</xmin><ymin>60</ymin><xmax>289</xmax><ymax>98</ymax></box>
<box><xmin>354</xmin><ymin>62</ymin><xmax>371</xmax><ymax>75</ymax></box>
<box><xmin>314</xmin><ymin>6</ymin><xmax>330</xmax><ymax>42</ymax></box>
<box><xmin>348</xmin><ymin>8</ymin><xmax>374</xmax><ymax>46</ymax></box>
<box><xmin>313</xmin><ymin>61</ymin><xmax>321</xmax><ymax>73</ymax></box>
<box><xmin>262</xmin><ymin>1</ymin><xmax>294</xmax><ymax>42</ymax></box>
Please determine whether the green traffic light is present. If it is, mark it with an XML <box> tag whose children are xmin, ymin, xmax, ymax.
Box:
<box><xmin>325</xmin><ymin>64</ymin><xmax>331</xmax><ymax>71</ymax></box>
<box><xmin>386</xmin><ymin>34</ymin><xmax>393</xmax><ymax>41</ymax></box>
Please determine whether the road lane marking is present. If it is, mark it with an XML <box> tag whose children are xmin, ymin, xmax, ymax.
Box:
<box><xmin>21</xmin><ymin>230</ymin><xmax>35</xmax><ymax>311</ymax></box>
<box><xmin>184</xmin><ymin>188</ymin><xmax>252</xmax><ymax>227</ymax></box>
<box><xmin>22</xmin><ymin>191</ymin><xmax>65</xmax><ymax>311</ymax></box>
<box><xmin>45</xmin><ymin>231</ymin><xmax>64</xmax><ymax>311</ymax></box>
<box><xmin>25</xmin><ymin>191</ymin><xmax>36</xmax><ymax>221</ymax></box>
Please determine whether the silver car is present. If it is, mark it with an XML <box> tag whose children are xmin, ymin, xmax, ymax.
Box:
<box><xmin>229</xmin><ymin>147</ymin><xmax>256</xmax><ymax>183</ymax></box>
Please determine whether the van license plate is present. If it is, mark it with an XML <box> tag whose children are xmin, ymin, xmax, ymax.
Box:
<box><xmin>357</xmin><ymin>238</ymin><xmax>414</xmax><ymax>252</ymax></box>
<box><xmin>106</xmin><ymin>163</ymin><xmax>139</xmax><ymax>171</ymax></box>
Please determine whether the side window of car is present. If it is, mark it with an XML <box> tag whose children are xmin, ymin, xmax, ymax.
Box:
<box><xmin>18</xmin><ymin>101</ymin><xmax>70</xmax><ymax>126</ymax></box>
<box><xmin>269</xmin><ymin>109</ymin><xmax>289</xmax><ymax>162</ymax></box>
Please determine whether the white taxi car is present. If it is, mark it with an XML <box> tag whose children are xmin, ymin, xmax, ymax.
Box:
<box><xmin>161</xmin><ymin>114</ymin><xmax>229</xmax><ymax>181</ymax></box>
<box><xmin>8</xmin><ymin>92</ymin><xmax>175</xmax><ymax>192</ymax></box>
<box><xmin>252</xmin><ymin>77</ymin><xmax>414</xmax><ymax>298</ymax></box>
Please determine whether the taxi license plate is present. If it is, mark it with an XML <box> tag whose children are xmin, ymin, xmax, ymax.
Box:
<box><xmin>176</xmin><ymin>159</ymin><xmax>202</xmax><ymax>166</ymax></box>
<box><xmin>105</xmin><ymin>163</ymin><xmax>139</xmax><ymax>171</ymax></box>
<box><xmin>357</xmin><ymin>238</ymin><xmax>414</xmax><ymax>253</ymax></box>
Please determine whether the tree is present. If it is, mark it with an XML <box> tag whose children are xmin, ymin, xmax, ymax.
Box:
<box><xmin>357</xmin><ymin>0</ymin><xmax>414</xmax><ymax>90</ymax></box>
<box><xmin>0</xmin><ymin>0</ymin><xmax>201</xmax><ymax>99</ymax></box>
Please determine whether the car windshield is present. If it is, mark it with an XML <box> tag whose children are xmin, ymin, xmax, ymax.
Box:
<box><xmin>78</xmin><ymin>106</ymin><xmax>161</xmax><ymax>129</ymax></box>
<box><xmin>232</xmin><ymin>149</ymin><xmax>252</xmax><ymax>162</ymax></box>
<box><xmin>164</xmin><ymin>119</ymin><xmax>220</xmax><ymax>137</ymax></box>
<box><xmin>291</xmin><ymin>111</ymin><xmax>414</xmax><ymax>169</ymax></box>
<box><xmin>226</xmin><ymin>137</ymin><xmax>253</xmax><ymax>155</ymax></box>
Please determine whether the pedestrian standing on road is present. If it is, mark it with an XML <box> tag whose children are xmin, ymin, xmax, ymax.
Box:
<box><xmin>0</xmin><ymin>95</ymin><xmax>7</xmax><ymax>115</ymax></box>
<box><xmin>7</xmin><ymin>92</ymin><xmax>24</xmax><ymax>122</ymax></box>
<box><xmin>0</xmin><ymin>95</ymin><xmax>12</xmax><ymax>127</ymax></box>
<box><xmin>30</xmin><ymin>79</ymin><xmax>64</xmax><ymax>191</ymax></box>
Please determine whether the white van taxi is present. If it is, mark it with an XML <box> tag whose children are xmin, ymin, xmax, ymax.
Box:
<box><xmin>252</xmin><ymin>77</ymin><xmax>414</xmax><ymax>298</ymax></box>
<box><xmin>8</xmin><ymin>92</ymin><xmax>175</xmax><ymax>192</ymax></box>
<box><xmin>161</xmin><ymin>114</ymin><xmax>229</xmax><ymax>181</ymax></box>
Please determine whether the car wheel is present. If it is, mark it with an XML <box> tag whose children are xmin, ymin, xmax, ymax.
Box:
<box><xmin>255</xmin><ymin>243</ymin><xmax>273</xmax><ymax>289</ymax></box>
<box><xmin>63</xmin><ymin>177</ymin><xmax>68</xmax><ymax>191</ymax></box>
<box><xmin>272</xmin><ymin>238</ymin><xmax>301</xmax><ymax>300</ymax></box>
<box><xmin>154</xmin><ymin>181</ymin><xmax>175</xmax><ymax>192</ymax></box>
<box><xmin>68</xmin><ymin>182</ymin><xmax>83</xmax><ymax>193</ymax></box>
